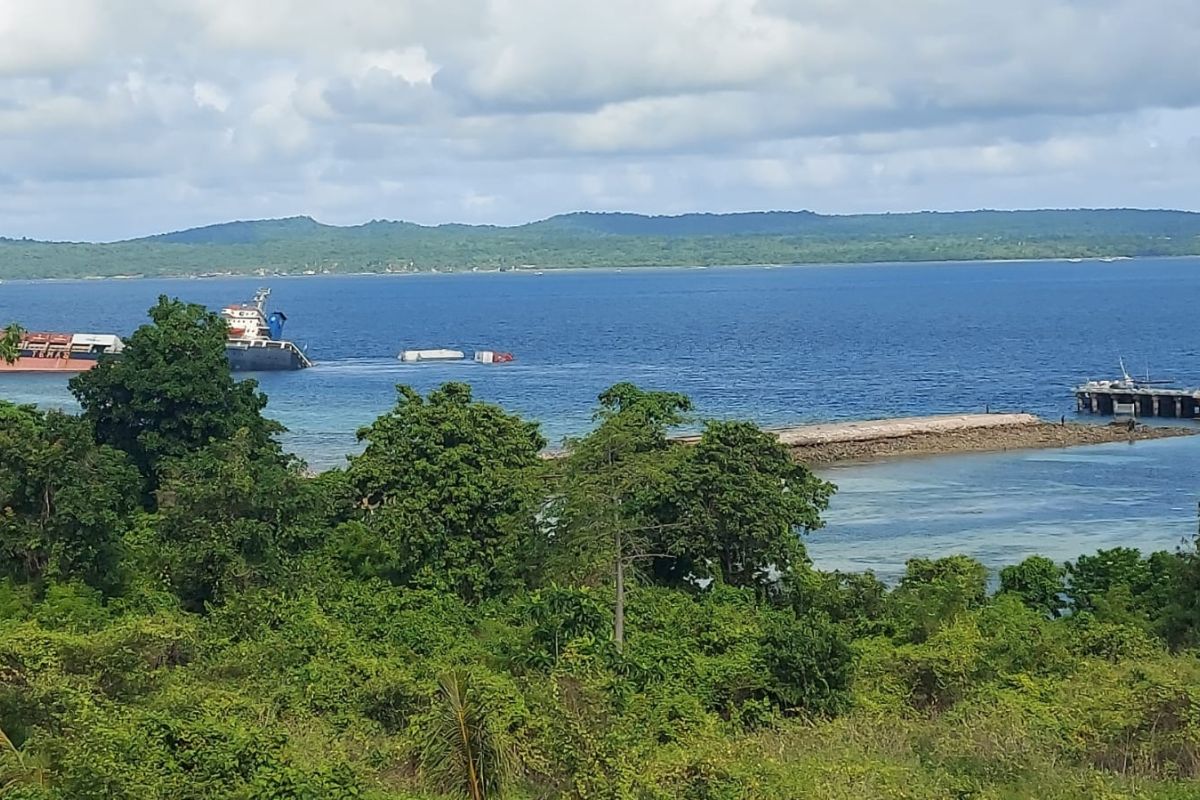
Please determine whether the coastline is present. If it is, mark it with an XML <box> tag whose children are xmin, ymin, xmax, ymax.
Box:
<box><xmin>0</xmin><ymin>253</ymin><xmax>1173</xmax><ymax>285</ymax></box>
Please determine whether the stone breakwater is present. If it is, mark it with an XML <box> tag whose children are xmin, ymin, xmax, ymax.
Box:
<box><xmin>765</xmin><ymin>413</ymin><xmax>1198</xmax><ymax>465</ymax></box>
<box><xmin>539</xmin><ymin>413</ymin><xmax>1197</xmax><ymax>463</ymax></box>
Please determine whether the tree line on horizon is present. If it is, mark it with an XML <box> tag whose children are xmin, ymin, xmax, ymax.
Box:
<box><xmin>0</xmin><ymin>298</ymin><xmax>1198</xmax><ymax>798</ymax></box>
<box><xmin>2</xmin><ymin>208</ymin><xmax>1200</xmax><ymax>279</ymax></box>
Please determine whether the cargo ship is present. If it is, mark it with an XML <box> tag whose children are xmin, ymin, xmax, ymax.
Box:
<box><xmin>222</xmin><ymin>288</ymin><xmax>312</xmax><ymax>371</ymax></box>
<box><xmin>0</xmin><ymin>331</ymin><xmax>124</xmax><ymax>372</ymax></box>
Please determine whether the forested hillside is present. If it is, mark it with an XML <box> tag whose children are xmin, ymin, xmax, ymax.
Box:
<box><xmin>0</xmin><ymin>299</ymin><xmax>1197</xmax><ymax>798</ymax></box>
<box><xmin>2</xmin><ymin>208</ymin><xmax>1199</xmax><ymax>279</ymax></box>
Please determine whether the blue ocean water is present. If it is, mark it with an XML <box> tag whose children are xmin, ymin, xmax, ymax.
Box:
<box><xmin>2</xmin><ymin>259</ymin><xmax>1198</xmax><ymax>577</ymax></box>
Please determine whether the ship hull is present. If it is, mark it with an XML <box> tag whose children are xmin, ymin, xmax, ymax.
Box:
<box><xmin>0</xmin><ymin>352</ymin><xmax>103</xmax><ymax>373</ymax></box>
<box><xmin>225</xmin><ymin>341</ymin><xmax>310</xmax><ymax>371</ymax></box>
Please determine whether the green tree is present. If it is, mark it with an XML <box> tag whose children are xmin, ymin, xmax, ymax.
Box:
<box><xmin>656</xmin><ymin>420</ymin><xmax>833</xmax><ymax>593</ymax></box>
<box><xmin>153</xmin><ymin>432</ymin><xmax>308</xmax><ymax>611</ymax></box>
<box><xmin>0</xmin><ymin>325</ymin><xmax>22</xmax><ymax>365</ymax></box>
<box><xmin>344</xmin><ymin>383</ymin><xmax>546</xmax><ymax>602</ymax></box>
<box><xmin>888</xmin><ymin>555</ymin><xmax>989</xmax><ymax>643</ymax></box>
<box><xmin>0</xmin><ymin>403</ymin><xmax>140</xmax><ymax>593</ymax></box>
<box><xmin>999</xmin><ymin>555</ymin><xmax>1065</xmax><ymax>617</ymax></box>
<box><xmin>756</xmin><ymin>611</ymin><xmax>854</xmax><ymax>717</ymax></box>
<box><xmin>1158</xmin><ymin>545</ymin><xmax>1200</xmax><ymax>651</ymax></box>
<box><xmin>513</xmin><ymin>585</ymin><xmax>613</xmax><ymax>670</ymax></box>
<box><xmin>69</xmin><ymin>296</ymin><xmax>283</xmax><ymax>491</ymax></box>
<box><xmin>788</xmin><ymin>568</ymin><xmax>888</xmax><ymax>636</ymax></box>
<box><xmin>1066</xmin><ymin>547</ymin><xmax>1181</xmax><ymax>626</ymax></box>
<box><xmin>420</xmin><ymin>670</ymin><xmax>516</xmax><ymax>800</ymax></box>
<box><xmin>549</xmin><ymin>384</ymin><xmax>691</xmax><ymax>650</ymax></box>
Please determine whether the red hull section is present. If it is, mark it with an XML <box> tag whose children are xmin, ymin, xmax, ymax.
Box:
<box><xmin>0</xmin><ymin>331</ymin><xmax>123</xmax><ymax>373</ymax></box>
<box><xmin>0</xmin><ymin>357</ymin><xmax>100</xmax><ymax>373</ymax></box>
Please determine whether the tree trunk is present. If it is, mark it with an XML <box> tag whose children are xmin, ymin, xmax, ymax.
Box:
<box><xmin>614</xmin><ymin>527</ymin><xmax>624</xmax><ymax>653</ymax></box>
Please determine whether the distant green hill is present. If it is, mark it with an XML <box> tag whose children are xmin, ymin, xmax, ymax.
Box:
<box><xmin>2</xmin><ymin>208</ymin><xmax>1198</xmax><ymax>279</ymax></box>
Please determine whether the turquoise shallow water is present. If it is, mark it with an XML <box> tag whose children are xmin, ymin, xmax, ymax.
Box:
<box><xmin>808</xmin><ymin>435</ymin><xmax>1200</xmax><ymax>580</ymax></box>
<box><xmin>1</xmin><ymin>259</ymin><xmax>1197</xmax><ymax>575</ymax></box>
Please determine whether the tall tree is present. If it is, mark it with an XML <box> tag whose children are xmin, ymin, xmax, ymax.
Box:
<box><xmin>69</xmin><ymin>296</ymin><xmax>283</xmax><ymax>491</ymax></box>
<box><xmin>655</xmin><ymin>420</ymin><xmax>833</xmax><ymax>593</ymax></box>
<box><xmin>549</xmin><ymin>384</ymin><xmax>691</xmax><ymax>650</ymax></box>
<box><xmin>1066</xmin><ymin>547</ymin><xmax>1175</xmax><ymax>616</ymax></box>
<box><xmin>1158</xmin><ymin>545</ymin><xmax>1200</xmax><ymax>650</ymax></box>
<box><xmin>344</xmin><ymin>383</ymin><xmax>546</xmax><ymax>602</ymax></box>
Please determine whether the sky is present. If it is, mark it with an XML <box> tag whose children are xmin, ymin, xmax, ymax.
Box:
<box><xmin>2</xmin><ymin>0</ymin><xmax>1200</xmax><ymax>242</ymax></box>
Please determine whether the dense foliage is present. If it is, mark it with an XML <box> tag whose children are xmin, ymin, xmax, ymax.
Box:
<box><xmin>0</xmin><ymin>298</ymin><xmax>1198</xmax><ymax>798</ymax></box>
<box><xmin>0</xmin><ymin>325</ymin><xmax>21</xmax><ymax>364</ymax></box>
<box><xmin>4</xmin><ymin>209</ymin><xmax>1200</xmax><ymax>278</ymax></box>
<box><xmin>68</xmin><ymin>296</ymin><xmax>284</xmax><ymax>490</ymax></box>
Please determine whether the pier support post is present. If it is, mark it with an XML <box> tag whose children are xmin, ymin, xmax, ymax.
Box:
<box><xmin>1153</xmin><ymin>396</ymin><xmax>1161</xmax><ymax>416</ymax></box>
<box><xmin>1091</xmin><ymin>395</ymin><xmax>1099</xmax><ymax>413</ymax></box>
<box><xmin>1175</xmin><ymin>398</ymin><xmax>1183</xmax><ymax>418</ymax></box>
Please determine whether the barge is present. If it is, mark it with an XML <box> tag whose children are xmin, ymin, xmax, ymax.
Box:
<box><xmin>0</xmin><ymin>332</ymin><xmax>124</xmax><ymax>372</ymax></box>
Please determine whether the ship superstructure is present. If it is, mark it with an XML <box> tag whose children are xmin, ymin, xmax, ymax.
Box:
<box><xmin>221</xmin><ymin>288</ymin><xmax>312</xmax><ymax>371</ymax></box>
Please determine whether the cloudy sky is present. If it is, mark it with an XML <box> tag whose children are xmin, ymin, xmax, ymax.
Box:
<box><xmin>2</xmin><ymin>0</ymin><xmax>1199</xmax><ymax>241</ymax></box>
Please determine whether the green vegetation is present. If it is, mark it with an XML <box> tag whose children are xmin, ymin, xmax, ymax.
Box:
<box><xmin>4</xmin><ymin>208</ymin><xmax>1200</xmax><ymax>278</ymax></box>
<box><xmin>0</xmin><ymin>325</ymin><xmax>21</xmax><ymax>364</ymax></box>
<box><xmin>0</xmin><ymin>298</ymin><xmax>1199</xmax><ymax>798</ymax></box>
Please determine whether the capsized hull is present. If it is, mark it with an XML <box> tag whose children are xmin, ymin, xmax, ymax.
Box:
<box><xmin>225</xmin><ymin>340</ymin><xmax>311</xmax><ymax>371</ymax></box>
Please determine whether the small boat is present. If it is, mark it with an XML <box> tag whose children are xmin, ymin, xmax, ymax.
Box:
<box><xmin>400</xmin><ymin>348</ymin><xmax>466</xmax><ymax>363</ymax></box>
<box><xmin>221</xmin><ymin>288</ymin><xmax>312</xmax><ymax>371</ymax></box>
<box><xmin>0</xmin><ymin>331</ymin><xmax>124</xmax><ymax>373</ymax></box>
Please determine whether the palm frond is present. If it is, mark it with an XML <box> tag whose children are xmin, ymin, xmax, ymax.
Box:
<box><xmin>420</xmin><ymin>670</ymin><xmax>516</xmax><ymax>800</ymax></box>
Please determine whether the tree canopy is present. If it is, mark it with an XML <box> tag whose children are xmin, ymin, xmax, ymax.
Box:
<box><xmin>655</xmin><ymin>420</ymin><xmax>833</xmax><ymax>592</ymax></box>
<box><xmin>69</xmin><ymin>296</ymin><xmax>283</xmax><ymax>491</ymax></box>
<box><xmin>342</xmin><ymin>383</ymin><xmax>547</xmax><ymax>602</ymax></box>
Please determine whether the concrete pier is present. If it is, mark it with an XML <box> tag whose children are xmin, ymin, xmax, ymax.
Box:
<box><xmin>1075</xmin><ymin>385</ymin><xmax>1200</xmax><ymax>418</ymax></box>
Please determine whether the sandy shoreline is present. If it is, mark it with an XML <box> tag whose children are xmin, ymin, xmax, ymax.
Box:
<box><xmin>787</xmin><ymin>418</ymin><xmax>1197</xmax><ymax>466</ymax></box>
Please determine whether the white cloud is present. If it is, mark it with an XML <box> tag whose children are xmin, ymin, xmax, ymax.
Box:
<box><xmin>0</xmin><ymin>0</ymin><xmax>103</xmax><ymax>75</ymax></box>
<box><xmin>193</xmin><ymin>81</ymin><xmax>230</xmax><ymax>112</ymax></box>
<box><xmin>1</xmin><ymin>0</ymin><xmax>1200</xmax><ymax>239</ymax></box>
<box><xmin>351</xmin><ymin>48</ymin><xmax>438</xmax><ymax>85</ymax></box>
